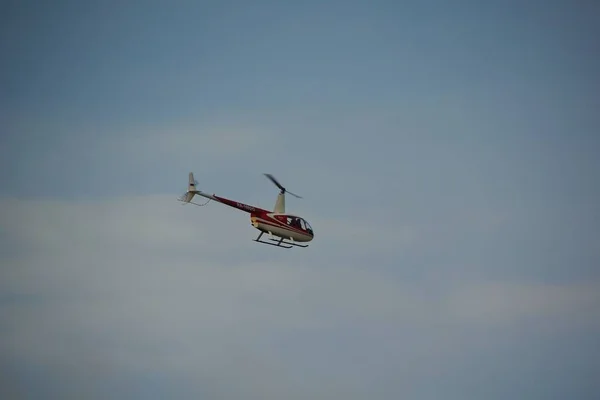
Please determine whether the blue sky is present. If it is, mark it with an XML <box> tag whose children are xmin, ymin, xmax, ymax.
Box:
<box><xmin>1</xmin><ymin>1</ymin><xmax>599</xmax><ymax>399</ymax></box>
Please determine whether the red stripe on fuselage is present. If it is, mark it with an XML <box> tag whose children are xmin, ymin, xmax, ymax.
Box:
<box><xmin>253</xmin><ymin>215</ymin><xmax>311</xmax><ymax>237</ymax></box>
<box><xmin>252</xmin><ymin>218</ymin><xmax>313</xmax><ymax>241</ymax></box>
<box><xmin>209</xmin><ymin>195</ymin><xmax>312</xmax><ymax>238</ymax></box>
<box><xmin>213</xmin><ymin>195</ymin><xmax>270</xmax><ymax>214</ymax></box>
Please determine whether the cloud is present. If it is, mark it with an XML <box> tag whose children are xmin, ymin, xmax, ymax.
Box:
<box><xmin>1</xmin><ymin>195</ymin><xmax>599</xmax><ymax>399</ymax></box>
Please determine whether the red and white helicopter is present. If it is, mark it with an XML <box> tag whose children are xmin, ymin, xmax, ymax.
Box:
<box><xmin>178</xmin><ymin>172</ymin><xmax>314</xmax><ymax>249</ymax></box>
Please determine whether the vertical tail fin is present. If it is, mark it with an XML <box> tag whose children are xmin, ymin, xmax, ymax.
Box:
<box><xmin>179</xmin><ymin>172</ymin><xmax>198</xmax><ymax>204</ymax></box>
<box><xmin>188</xmin><ymin>172</ymin><xmax>197</xmax><ymax>192</ymax></box>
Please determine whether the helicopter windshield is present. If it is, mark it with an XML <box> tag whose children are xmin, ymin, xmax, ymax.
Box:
<box><xmin>287</xmin><ymin>217</ymin><xmax>313</xmax><ymax>235</ymax></box>
<box><xmin>302</xmin><ymin>219</ymin><xmax>313</xmax><ymax>234</ymax></box>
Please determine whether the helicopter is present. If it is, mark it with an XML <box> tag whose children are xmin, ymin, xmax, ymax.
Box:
<box><xmin>178</xmin><ymin>172</ymin><xmax>314</xmax><ymax>249</ymax></box>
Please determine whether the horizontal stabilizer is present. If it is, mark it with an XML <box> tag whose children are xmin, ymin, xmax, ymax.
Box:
<box><xmin>180</xmin><ymin>191</ymin><xmax>196</xmax><ymax>203</ymax></box>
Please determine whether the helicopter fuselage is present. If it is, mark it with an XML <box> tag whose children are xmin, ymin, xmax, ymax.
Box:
<box><xmin>196</xmin><ymin>192</ymin><xmax>314</xmax><ymax>243</ymax></box>
<box><xmin>250</xmin><ymin>212</ymin><xmax>314</xmax><ymax>243</ymax></box>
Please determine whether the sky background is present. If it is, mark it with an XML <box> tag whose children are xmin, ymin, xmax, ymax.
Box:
<box><xmin>1</xmin><ymin>0</ymin><xmax>600</xmax><ymax>398</ymax></box>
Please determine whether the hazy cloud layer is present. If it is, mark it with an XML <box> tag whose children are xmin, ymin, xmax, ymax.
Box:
<box><xmin>1</xmin><ymin>196</ymin><xmax>599</xmax><ymax>399</ymax></box>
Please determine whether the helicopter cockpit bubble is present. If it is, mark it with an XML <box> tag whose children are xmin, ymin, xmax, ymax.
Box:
<box><xmin>301</xmin><ymin>218</ymin><xmax>313</xmax><ymax>235</ymax></box>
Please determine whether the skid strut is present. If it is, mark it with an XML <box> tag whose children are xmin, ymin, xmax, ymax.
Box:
<box><xmin>253</xmin><ymin>231</ymin><xmax>309</xmax><ymax>249</ymax></box>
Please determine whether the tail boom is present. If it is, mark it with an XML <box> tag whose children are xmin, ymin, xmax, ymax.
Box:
<box><xmin>179</xmin><ymin>172</ymin><xmax>268</xmax><ymax>214</ymax></box>
<box><xmin>213</xmin><ymin>195</ymin><xmax>269</xmax><ymax>214</ymax></box>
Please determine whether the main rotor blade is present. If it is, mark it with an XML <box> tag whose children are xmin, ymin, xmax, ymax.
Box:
<box><xmin>286</xmin><ymin>190</ymin><xmax>302</xmax><ymax>199</ymax></box>
<box><xmin>264</xmin><ymin>173</ymin><xmax>303</xmax><ymax>198</ymax></box>
<box><xmin>264</xmin><ymin>173</ymin><xmax>285</xmax><ymax>191</ymax></box>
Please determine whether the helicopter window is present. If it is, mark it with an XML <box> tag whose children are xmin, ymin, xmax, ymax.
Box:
<box><xmin>302</xmin><ymin>219</ymin><xmax>313</xmax><ymax>234</ymax></box>
<box><xmin>299</xmin><ymin>219</ymin><xmax>306</xmax><ymax>230</ymax></box>
<box><xmin>287</xmin><ymin>217</ymin><xmax>292</xmax><ymax>225</ymax></box>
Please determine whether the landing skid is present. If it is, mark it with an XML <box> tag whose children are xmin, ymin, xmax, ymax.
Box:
<box><xmin>253</xmin><ymin>232</ymin><xmax>309</xmax><ymax>249</ymax></box>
